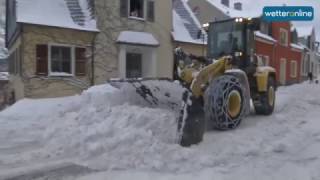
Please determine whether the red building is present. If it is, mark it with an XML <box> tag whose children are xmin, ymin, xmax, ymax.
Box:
<box><xmin>255</xmin><ymin>21</ymin><xmax>303</xmax><ymax>85</ymax></box>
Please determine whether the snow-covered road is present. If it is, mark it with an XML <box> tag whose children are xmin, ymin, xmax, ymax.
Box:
<box><xmin>1</xmin><ymin>82</ymin><xmax>320</xmax><ymax>180</ymax></box>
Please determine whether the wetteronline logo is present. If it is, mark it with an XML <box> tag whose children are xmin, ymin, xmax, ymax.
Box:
<box><xmin>263</xmin><ymin>6</ymin><xmax>314</xmax><ymax>21</ymax></box>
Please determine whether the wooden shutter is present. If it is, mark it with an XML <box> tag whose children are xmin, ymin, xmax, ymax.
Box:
<box><xmin>36</xmin><ymin>44</ymin><xmax>48</xmax><ymax>75</ymax></box>
<box><xmin>147</xmin><ymin>0</ymin><xmax>155</xmax><ymax>22</ymax></box>
<box><xmin>75</xmin><ymin>47</ymin><xmax>86</xmax><ymax>76</ymax></box>
<box><xmin>120</xmin><ymin>0</ymin><xmax>128</xmax><ymax>17</ymax></box>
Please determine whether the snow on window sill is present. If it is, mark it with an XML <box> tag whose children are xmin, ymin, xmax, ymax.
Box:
<box><xmin>128</xmin><ymin>16</ymin><xmax>146</xmax><ymax>22</ymax></box>
<box><xmin>49</xmin><ymin>72</ymin><xmax>74</xmax><ymax>77</ymax></box>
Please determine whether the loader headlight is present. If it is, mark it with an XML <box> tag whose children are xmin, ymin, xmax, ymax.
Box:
<box><xmin>235</xmin><ymin>18</ymin><xmax>243</xmax><ymax>23</ymax></box>
<box><xmin>235</xmin><ymin>51</ymin><xmax>243</xmax><ymax>57</ymax></box>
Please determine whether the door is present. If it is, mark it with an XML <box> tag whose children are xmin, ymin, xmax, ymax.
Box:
<box><xmin>126</xmin><ymin>52</ymin><xmax>142</xmax><ymax>78</ymax></box>
<box><xmin>280</xmin><ymin>58</ymin><xmax>286</xmax><ymax>85</ymax></box>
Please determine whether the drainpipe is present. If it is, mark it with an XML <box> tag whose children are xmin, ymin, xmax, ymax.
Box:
<box><xmin>90</xmin><ymin>33</ymin><xmax>98</xmax><ymax>86</ymax></box>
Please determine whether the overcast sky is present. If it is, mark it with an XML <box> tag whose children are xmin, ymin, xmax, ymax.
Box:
<box><xmin>239</xmin><ymin>0</ymin><xmax>320</xmax><ymax>41</ymax></box>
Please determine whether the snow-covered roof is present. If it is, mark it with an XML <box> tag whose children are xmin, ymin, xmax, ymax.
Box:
<box><xmin>116</xmin><ymin>31</ymin><xmax>159</xmax><ymax>46</ymax></box>
<box><xmin>16</xmin><ymin>0</ymin><xmax>98</xmax><ymax>32</ymax></box>
<box><xmin>0</xmin><ymin>72</ymin><xmax>8</xmax><ymax>81</ymax></box>
<box><xmin>295</xmin><ymin>26</ymin><xmax>314</xmax><ymax>38</ymax></box>
<box><xmin>254</xmin><ymin>31</ymin><xmax>276</xmax><ymax>43</ymax></box>
<box><xmin>206</xmin><ymin>0</ymin><xmax>260</xmax><ymax>18</ymax></box>
<box><xmin>290</xmin><ymin>43</ymin><xmax>304</xmax><ymax>51</ymax></box>
<box><xmin>298</xmin><ymin>43</ymin><xmax>310</xmax><ymax>50</ymax></box>
<box><xmin>172</xmin><ymin>0</ymin><xmax>206</xmax><ymax>45</ymax></box>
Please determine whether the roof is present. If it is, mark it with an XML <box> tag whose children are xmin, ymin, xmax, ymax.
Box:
<box><xmin>298</xmin><ymin>43</ymin><xmax>310</xmax><ymax>51</ymax></box>
<box><xmin>116</xmin><ymin>31</ymin><xmax>159</xmax><ymax>46</ymax></box>
<box><xmin>16</xmin><ymin>0</ymin><xmax>98</xmax><ymax>32</ymax></box>
<box><xmin>254</xmin><ymin>31</ymin><xmax>276</xmax><ymax>43</ymax></box>
<box><xmin>295</xmin><ymin>26</ymin><xmax>314</xmax><ymax>38</ymax></box>
<box><xmin>206</xmin><ymin>0</ymin><xmax>260</xmax><ymax>18</ymax></box>
<box><xmin>172</xmin><ymin>0</ymin><xmax>206</xmax><ymax>45</ymax></box>
<box><xmin>290</xmin><ymin>43</ymin><xmax>304</xmax><ymax>51</ymax></box>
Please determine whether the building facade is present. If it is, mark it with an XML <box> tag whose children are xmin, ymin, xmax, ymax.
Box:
<box><xmin>93</xmin><ymin>0</ymin><xmax>174</xmax><ymax>83</ymax></box>
<box><xmin>6</xmin><ymin>0</ymin><xmax>98</xmax><ymax>100</ymax></box>
<box><xmin>296</xmin><ymin>26</ymin><xmax>318</xmax><ymax>79</ymax></box>
<box><xmin>6</xmin><ymin>0</ymin><xmax>174</xmax><ymax>101</ymax></box>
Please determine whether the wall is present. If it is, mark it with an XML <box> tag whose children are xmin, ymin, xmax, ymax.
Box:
<box><xmin>255</xmin><ymin>39</ymin><xmax>275</xmax><ymax>66</ymax></box>
<box><xmin>94</xmin><ymin>0</ymin><xmax>174</xmax><ymax>84</ymax></box>
<box><xmin>272</xmin><ymin>22</ymin><xmax>302</xmax><ymax>85</ymax></box>
<box><xmin>12</xmin><ymin>24</ymin><xmax>96</xmax><ymax>100</ymax></box>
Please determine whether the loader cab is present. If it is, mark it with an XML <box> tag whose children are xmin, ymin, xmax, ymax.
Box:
<box><xmin>207</xmin><ymin>18</ymin><xmax>259</xmax><ymax>71</ymax></box>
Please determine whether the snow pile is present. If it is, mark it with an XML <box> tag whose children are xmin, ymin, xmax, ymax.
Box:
<box><xmin>0</xmin><ymin>81</ymin><xmax>215</xmax><ymax>176</ymax></box>
<box><xmin>2</xmin><ymin>81</ymin><xmax>320</xmax><ymax>179</ymax></box>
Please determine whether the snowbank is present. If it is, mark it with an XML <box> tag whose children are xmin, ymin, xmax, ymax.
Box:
<box><xmin>0</xmin><ymin>80</ymin><xmax>215</xmax><ymax>176</ymax></box>
<box><xmin>2</xmin><ymin>81</ymin><xmax>320</xmax><ymax>179</ymax></box>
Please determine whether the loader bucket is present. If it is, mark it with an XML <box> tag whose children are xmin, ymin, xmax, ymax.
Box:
<box><xmin>108</xmin><ymin>78</ymin><xmax>206</xmax><ymax>147</ymax></box>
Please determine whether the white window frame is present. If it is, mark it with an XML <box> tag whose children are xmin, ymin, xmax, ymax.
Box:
<box><xmin>48</xmin><ymin>43</ymin><xmax>75</xmax><ymax>77</ymax></box>
<box><xmin>256</xmin><ymin>55</ymin><xmax>269</xmax><ymax>66</ymax></box>
<box><xmin>279</xmin><ymin>28</ymin><xmax>288</xmax><ymax>47</ymax></box>
<box><xmin>118</xmin><ymin>44</ymin><xmax>157</xmax><ymax>79</ymax></box>
<box><xmin>290</xmin><ymin>60</ymin><xmax>297</xmax><ymax>78</ymax></box>
<box><xmin>128</xmin><ymin>0</ymin><xmax>146</xmax><ymax>20</ymax></box>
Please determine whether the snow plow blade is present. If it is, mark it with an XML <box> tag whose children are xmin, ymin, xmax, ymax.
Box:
<box><xmin>108</xmin><ymin>78</ymin><xmax>206</xmax><ymax>147</ymax></box>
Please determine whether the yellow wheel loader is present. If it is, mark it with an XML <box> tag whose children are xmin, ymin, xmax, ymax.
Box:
<box><xmin>175</xmin><ymin>17</ymin><xmax>277</xmax><ymax>146</ymax></box>
<box><xmin>110</xmin><ymin>17</ymin><xmax>277</xmax><ymax>147</ymax></box>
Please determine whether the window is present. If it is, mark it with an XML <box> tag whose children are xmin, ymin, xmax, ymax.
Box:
<box><xmin>8</xmin><ymin>47</ymin><xmax>21</xmax><ymax>75</ymax></box>
<box><xmin>126</xmin><ymin>52</ymin><xmax>142</xmax><ymax>78</ymax></box>
<box><xmin>279</xmin><ymin>28</ymin><xmax>288</xmax><ymax>46</ymax></box>
<box><xmin>290</xmin><ymin>60</ymin><xmax>297</xmax><ymax>78</ymax></box>
<box><xmin>257</xmin><ymin>55</ymin><xmax>269</xmax><ymax>66</ymax></box>
<box><xmin>50</xmin><ymin>46</ymin><xmax>73</xmax><ymax>75</ymax></box>
<box><xmin>36</xmin><ymin>44</ymin><xmax>87</xmax><ymax>76</ymax></box>
<box><xmin>120</xmin><ymin>0</ymin><xmax>154</xmax><ymax>21</ymax></box>
<box><xmin>129</xmin><ymin>0</ymin><xmax>144</xmax><ymax>18</ymax></box>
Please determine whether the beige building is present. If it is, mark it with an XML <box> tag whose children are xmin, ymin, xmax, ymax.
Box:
<box><xmin>93</xmin><ymin>0</ymin><xmax>174</xmax><ymax>83</ymax></box>
<box><xmin>6</xmin><ymin>0</ymin><xmax>174</xmax><ymax>101</ymax></box>
<box><xmin>6</xmin><ymin>0</ymin><xmax>98</xmax><ymax>100</ymax></box>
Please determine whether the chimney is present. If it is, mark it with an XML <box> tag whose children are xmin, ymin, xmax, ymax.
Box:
<box><xmin>234</xmin><ymin>2</ymin><xmax>242</xmax><ymax>10</ymax></box>
<box><xmin>221</xmin><ymin>0</ymin><xmax>229</xmax><ymax>7</ymax></box>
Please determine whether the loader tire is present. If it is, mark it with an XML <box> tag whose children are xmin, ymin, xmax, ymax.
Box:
<box><xmin>254</xmin><ymin>77</ymin><xmax>275</xmax><ymax>115</ymax></box>
<box><xmin>204</xmin><ymin>75</ymin><xmax>245</xmax><ymax>130</ymax></box>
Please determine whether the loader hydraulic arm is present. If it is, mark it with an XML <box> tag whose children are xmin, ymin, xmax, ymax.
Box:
<box><xmin>190</xmin><ymin>57</ymin><xmax>231</xmax><ymax>98</ymax></box>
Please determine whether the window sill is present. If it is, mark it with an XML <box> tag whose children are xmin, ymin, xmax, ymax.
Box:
<box><xmin>49</xmin><ymin>72</ymin><xmax>74</xmax><ymax>77</ymax></box>
<box><xmin>128</xmin><ymin>16</ymin><xmax>146</xmax><ymax>22</ymax></box>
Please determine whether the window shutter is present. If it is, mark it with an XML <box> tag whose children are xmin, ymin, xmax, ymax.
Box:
<box><xmin>36</xmin><ymin>44</ymin><xmax>48</xmax><ymax>75</ymax></box>
<box><xmin>75</xmin><ymin>47</ymin><xmax>87</xmax><ymax>76</ymax></box>
<box><xmin>120</xmin><ymin>0</ymin><xmax>128</xmax><ymax>17</ymax></box>
<box><xmin>147</xmin><ymin>0</ymin><xmax>155</xmax><ymax>22</ymax></box>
